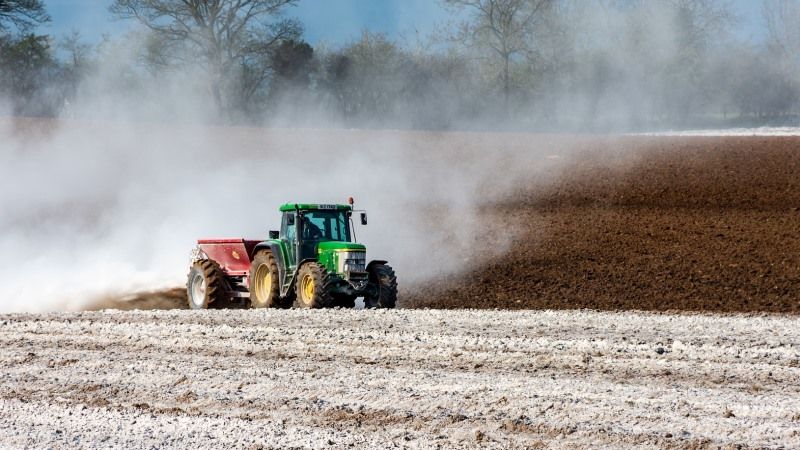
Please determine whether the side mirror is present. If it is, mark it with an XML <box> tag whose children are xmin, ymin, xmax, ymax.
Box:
<box><xmin>268</xmin><ymin>230</ymin><xmax>279</xmax><ymax>239</ymax></box>
<box><xmin>287</xmin><ymin>214</ymin><xmax>295</xmax><ymax>226</ymax></box>
<box><xmin>360</xmin><ymin>212</ymin><xmax>368</xmax><ymax>225</ymax></box>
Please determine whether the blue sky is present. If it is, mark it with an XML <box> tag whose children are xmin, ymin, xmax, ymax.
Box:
<box><xmin>42</xmin><ymin>0</ymin><xmax>765</xmax><ymax>45</ymax></box>
<box><xmin>42</xmin><ymin>0</ymin><xmax>450</xmax><ymax>45</ymax></box>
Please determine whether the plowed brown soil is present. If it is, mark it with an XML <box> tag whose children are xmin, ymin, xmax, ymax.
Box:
<box><xmin>85</xmin><ymin>132</ymin><xmax>799</xmax><ymax>314</ymax></box>
<box><xmin>406</xmin><ymin>136</ymin><xmax>800</xmax><ymax>313</ymax></box>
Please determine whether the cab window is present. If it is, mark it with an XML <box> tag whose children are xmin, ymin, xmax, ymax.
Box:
<box><xmin>301</xmin><ymin>210</ymin><xmax>351</xmax><ymax>242</ymax></box>
<box><xmin>281</xmin><ymin>212</ymin><xmax>296</xmax><ymax>242</ymax></box>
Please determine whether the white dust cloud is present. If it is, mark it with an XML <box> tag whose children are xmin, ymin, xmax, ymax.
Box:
<box><xmin>0</xmin><ymin>115</ymin><xmax>563</xmax><ymax>312</ymax></box>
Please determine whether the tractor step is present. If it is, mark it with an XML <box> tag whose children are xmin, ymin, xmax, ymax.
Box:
<box><xmin>281</xmin><ymin>274</ymin><xmax>295</xmax><ymax>296</ymax></box>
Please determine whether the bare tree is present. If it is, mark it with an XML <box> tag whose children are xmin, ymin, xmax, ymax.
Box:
<box><xmin>110</xmin><ymin>0</ymin><xmax>300</xmax><ymax>119</ymax></box>
<box><xmin>59</xmin><ymin>31</ymin><xmax>92</xmax><ymax>98</ymax></box>
<box><xmin>759</xmin><ymin>0</ymin><xmax>800</xmax><ymax>116</ymax></box>
<box><xmin>763</xmin><ymin>0</ymin><xmax>800</xmax><ymax>70</ymax></box>
<box><xmin>668</xmin><ymin>0</ymin><xmax>734</xmax><ymax>56</ymax></box>
<box><xmin>0</xmin><ymin>0</ymin><xmax>49</xmax><ymax>33</ymax></box>
<box><xmin>663</xmin><ymin>0</ymin><xmax>735</xmax><ymax>119</ymax></box>
<box><xmin>443</xmin><ymin>0</ymin><xmax>552</xmax><ymax>111</ymax></box>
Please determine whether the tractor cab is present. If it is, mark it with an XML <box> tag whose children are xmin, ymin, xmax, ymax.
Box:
<box><xmin>278</xmin><ymin>203</ymin><xmax>358</xmax><ymax>263</ymax></box>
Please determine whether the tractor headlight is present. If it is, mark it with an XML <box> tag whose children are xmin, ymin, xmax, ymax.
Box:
<box><xmin>339</xmin><ymin>251</ymin><xmax>366</xmax><ymax>274</ymax></box>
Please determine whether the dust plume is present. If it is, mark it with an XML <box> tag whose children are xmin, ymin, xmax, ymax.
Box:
<box><xmin>0</xmin><ymin>110</ymin><xmax>567</xmax><ymax>312</ymax></box>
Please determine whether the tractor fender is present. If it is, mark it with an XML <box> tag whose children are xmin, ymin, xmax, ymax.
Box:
<box><xmin>252</xmin><ymin>242</ymin><xmax>287</xmax><ymax>288</ymax></box>
<box><xmin>293</xmin><ymin>258</ymin><xmax>319</xmax><ymax>275</ymax></box>
<box><xmin>366</xmin><ymin>260</ymin><xmax>388</xmax><ymax>273</ymax></box>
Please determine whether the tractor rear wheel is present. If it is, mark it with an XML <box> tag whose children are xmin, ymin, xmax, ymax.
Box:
<box><xmin>294</xmin><ymin>262</ymin><xmax>332</xmax><ymax>309</ymax></box>
<box><xmin>186</xmin><ymin>260</ymin><xmax>226</xmax><ymax>310</ymax></box>
<box><xmin>365</xmin><ymin>263</ymin><xmax>397</xmax><ymax>309</ymax></box>
<box><xmin>249</xmin><ymin>250</ymin><xmax>283</xmax><ymax>308</ymax></box>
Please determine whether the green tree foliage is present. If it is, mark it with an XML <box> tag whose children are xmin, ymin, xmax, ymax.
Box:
<box><xmin>259</xmin><ymin>39</ymin><xmax>314</xmax><ymax>120</ymax></box>
<box><xmin>271</xmin><ymin>39</ymin><xmax>313</xmax><ymax>87</ymax></box>
<box><xmin>0</xmin><ymin>33</ymin><xmax>60</xmax><ymax>114</ymax></box>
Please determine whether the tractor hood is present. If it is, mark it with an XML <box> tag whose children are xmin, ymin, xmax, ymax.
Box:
<box><xmin>316</xmin><ymin>241</ymin><xmax>366</xmax><ymax>253</ymax></box>
<box><xmin>316</xmin><ymin>241</ymin><xmax>367</xmax><ymax>280</ymax></box>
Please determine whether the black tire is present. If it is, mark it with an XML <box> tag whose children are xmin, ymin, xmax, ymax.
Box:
<box><xmin>186</xmin><ymin>260</ymin><xmax>227</xmax><ymax>310</ymax></box>
<box><xmin>331</xmin><ymin>294</ymin><xmax>357</xmax><ymax>308</ymax></box>
<box><xmin>365</xmin><ymin>263</ymin><xmax>397</xmax><ymax>309</ymax></box>
<box><xmin>249</xmin><ymin>250</ymin><xmax>283</xmax><ymax>308</ymax></box>
<box><xmin>294</xmin><ymin>262</ymin><xmax>332</xmax><ymax>309</ymax></box>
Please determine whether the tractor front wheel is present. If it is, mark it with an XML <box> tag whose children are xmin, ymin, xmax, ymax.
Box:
<box><xmin>294</xmin><ymin>262</ymin><xmax>332</xmax><ymax>309</ymax></box>
<box><xmin>249</xmin><ymin>250</ymin><xmax>283</xmax><ymax>308</ymax></box>
<box><xmin>186</xmin><ymin>260</ymin><xmax>226</xmax><ymax>310</ymax></box>
<box><xmin>365</xmin><ymin>263</ymin><xmax>397</xmax><ymax>309</ymax></box>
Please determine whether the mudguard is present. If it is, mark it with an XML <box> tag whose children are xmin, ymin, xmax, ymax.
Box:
<box><xmin>367</xmin><ymin>260</ymin><xmax>388</xmax><ymax>273</ymax></box>
<box><xmin>252</xmin><ymin>241</ymin><xmax>288</xmax><ymax>291</ymax></box>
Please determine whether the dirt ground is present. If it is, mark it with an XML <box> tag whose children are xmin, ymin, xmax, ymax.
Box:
<box><xmin>1</xmin><ymin>308</ymin><xmax>797</xmax><ymax>449</ymax></box>
<box><xmin>3</xmin><ymin>122</ymin><xmax>800</xmax><ymax>448</ymax></box>
<box><xmin>91</xmin><ymin>135</ymin><xmax>800</xmax><ymax>314</ymax></box>
<box><xmin>406</xmin><ymin>136</ymin><xmax>800</xmax><ymax>313</ymax></box>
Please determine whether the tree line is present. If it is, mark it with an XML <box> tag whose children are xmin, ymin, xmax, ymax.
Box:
<box><xmin>1</xmin><ymin>0</ymin><xmax>799</xmax><ymax>131</ymax></box>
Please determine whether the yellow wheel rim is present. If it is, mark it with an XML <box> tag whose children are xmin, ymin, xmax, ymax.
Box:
<box><xmin>301</xmin><ymin>274</ymin><xmax>315</xmax><ymax>303</ymax></box>
<box><xmin>253</xmin><ymin>264</ymin><xmax>272</xmax><ymax>302</ymax></box>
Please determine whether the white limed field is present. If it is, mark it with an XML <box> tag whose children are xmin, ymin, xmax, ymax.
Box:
<box><xmin>0</xmin><ymin>309</ymin><xmax>797</xmax><ymax>448</ymax></box>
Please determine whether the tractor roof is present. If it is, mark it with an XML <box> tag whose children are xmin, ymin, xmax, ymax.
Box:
<box><xmin>279</xmin><ymin>203</ymin><xmax>352</xmax><ymax>212</ymax></box>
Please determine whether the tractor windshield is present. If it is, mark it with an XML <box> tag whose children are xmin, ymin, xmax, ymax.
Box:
<box><xmin>301</xmin><ymin>210</ymin><xmax>352</xmax><ymax>242</ymax></box>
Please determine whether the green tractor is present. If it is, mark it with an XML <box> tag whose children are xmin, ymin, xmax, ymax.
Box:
<box><xmin>187</xmin><ymin>200</ymin><xmax>397</xmax><ymax>309</ymax></box>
